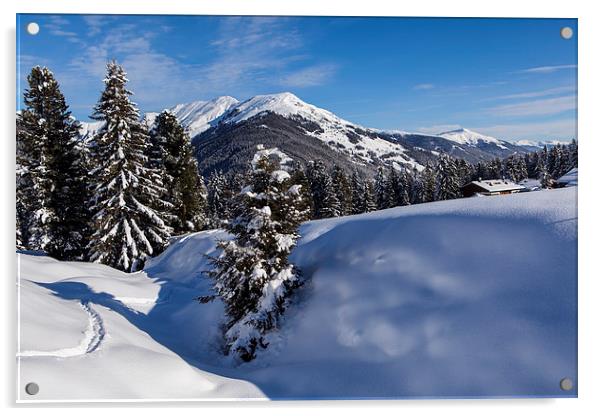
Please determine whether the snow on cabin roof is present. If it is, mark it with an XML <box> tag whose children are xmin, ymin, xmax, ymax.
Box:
<box><xmin>557</xmin><ymin>168</ymin><xmax>578</xmax><ymax>186</ymax></box>
<box><xmin>464</xmin><ymin>179</ymin><xmax>525</xmax><ymax>193</ymax></box>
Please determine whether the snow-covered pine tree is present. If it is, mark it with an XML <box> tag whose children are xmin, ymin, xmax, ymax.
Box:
<box><xmin>436</xmin><ymin>154</ymin><xmax>461</xmax><ymax>200</ymax></box>
<box><xmin>361</xmin><ymin>180</ymin><xmax>377</xmax><ymax>213</ymax></box>
<box><xmin>16</xmin><ymin>66</ymin><xmax>90</xmax><ymax>259</ymax></box>
<box><xmin>290</xmin><ymin>164</ymin><xmax>314</xmax><ymax>219</ymax></box>
<box><xmin>487</xmin><ymin>158</ymin><xmax>503</xmax><ymax>179</ymax></box>
<box><xmin>569</xmin><ymin>139</ymin><xmax>578</xmax><ymax>169</ymax></box>
<box><xmin>547</xmin><ymin>144</ymin><xmax>562</xmax><ymax>179</ymax></box>
<box><xmin>474</xmin><ymin>162</ymin><xmax>488</xmax><ymax>181</ymax></box>
<box><xmin>556</xmin><ymin>144</ymin><xmax>573</xmax><ymax>178</ymax></box>
<box><xmin>207</xmin><ymin>145</ymin><xmax>309</xmax><ymax>361</ymax></box>
<box><xmin>331</xmin><ymin>165</ymin><xmax>352</xmax><ymax>216</ymax></box>
<box><xmin>350</xmin><ymin>170</ymin><xmax>365</xmax><ymax>214</ymax></box>
<box><xmin>150</xmin><ymin>111</ymin><xmax>207</xmax><ymax>233</ymax></box>
<box><xmin>87</xmin><ymin>61</ymin><xmax>171</xmax><ymax>272</ymax></box>
<box><xmin>374</xmin><ymin>166</ymin><xmax>388</xmax><ymax>210</ymax></box>
<box><xmin>537</xmin><ymin>157</ymin><xmax>553</xmax><ymax>188</ymax></box>
<box><xmin>398</xmin><ymin>170</ymin><xmax>411</xmax><ymax>206</ymax></box>
<box><xmin>410</xmin><ymin>170</ymin><xmax>424</xmax><ymax>204</ymax></box>
<box><xmin>420</xmin><ymin>163</ymin><xmax>437</xmax><ymax>203</ymax></box>
<box><xmin>385</xmin><ymin>167</ymin><xmax>401</xmax><ymax>208</ymax></box>
<box><xmin>206</xmin><ymin>170</ymin><xmax>231</xmax><ymax>229</ymax></box>
<box><xmin>307</xmin><ymin>160</ymin><xmax>340</xmax><ymax>218</ymax></box>
<box><xmin>319</xmin><ymin>174</ymin><xmax>342</xmax><ymax>218</ymax></box>
<box><xmin>456</xmin><ymin>159</ymin><xmax>474</xmax><ymax>187</ymax></box>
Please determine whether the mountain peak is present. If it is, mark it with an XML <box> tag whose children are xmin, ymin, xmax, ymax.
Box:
<box><xmin>168</xmin><ymin>96</ymin><xmax>239</xmax><ymax>137</ymax></box>
<box><xmin>222</xmin><ymin>91</ymin><xmax>355</xmax><ymax>128</ymax></box>
<box><xmin>438</xmin><ymin>127</ymin><xmax>505</xmax><ymax>147</ymax></box>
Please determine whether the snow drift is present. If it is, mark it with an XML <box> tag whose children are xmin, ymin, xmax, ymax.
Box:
<box><xmin>17</xmin><ymin>187</ymin><xmax>577</xmax><ymax>400</ymax></box>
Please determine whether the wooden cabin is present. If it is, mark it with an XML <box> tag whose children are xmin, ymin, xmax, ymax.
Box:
<box><xmin>461</xmin><ymin>179</ymin><xmax>525</xmax><ymax>197</ymax></box>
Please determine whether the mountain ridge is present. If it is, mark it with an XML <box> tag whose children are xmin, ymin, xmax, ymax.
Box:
<box><xmin>79</xmin><ymin>92</ymin><xmax>551</xmax><ymax>176</ymax></box>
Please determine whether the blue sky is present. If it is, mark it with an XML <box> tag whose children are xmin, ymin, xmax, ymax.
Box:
<box><xmin>17</xmin><ymin>15</ymin><xmax>577</xmax><ymax>141</ymax></box>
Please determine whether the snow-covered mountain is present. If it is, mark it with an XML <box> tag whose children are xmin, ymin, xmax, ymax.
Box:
<box><xmin>515</xmin><ymin>139</ymin><xmax>569</xmax><ymax>151</ymax></box>
<box><xmin>439</xmin><ymin>128</ymin><xmax>508</xmax><ymax>149</ymax></box>
<box><xmin>79</xmin><ymin>92</ymin><xmax>532</xmax><ymax>177</ymax></box>
<box><xmin>78</xmin><ymin>120</ymin><xmax>104</xmax><ymax>143</ymax></box>
<box><xmin>166</xmin><ymin>96</ymin><xmax>239</xmax><ymax>138</ymax></box>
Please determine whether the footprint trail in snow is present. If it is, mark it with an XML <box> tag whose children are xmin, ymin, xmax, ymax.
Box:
<box><xmin>19</xmin><ymin>301</ymin><xmax>105</xmax><ymax>358</ymax></box>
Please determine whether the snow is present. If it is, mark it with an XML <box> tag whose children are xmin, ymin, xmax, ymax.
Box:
<box><xmin>168</xmin><ymin>96</ymin><xmax>239</xmax><ymax>138</ymax></box>
<box><xmin>557</xmin><ymin>168</ymin><xmax>578</xmax><ymax>187</ymax></box>
<box><xmin>465</xmin><ymin>179</ymin><xmax>525</xmax><ymax>193</ymax></box>
<box><xmin>78</xmin><ymin>121</ymin><xmax>104</xmax><ymax>142</ymax></box>
<box><xmin>18</xmin><ymin>187</ymin><xmax>576</xmax><ymax>400</ymax></box>
<box><xmin>17</xmin><ymin>254</ymin><xmax>264</xmax><ymax>401</ymax></box>
<box><xmin>516</xmin><ymin>139</ymin><xmax>568</xmax><ymax>148</ymax></box>
<box><xmin>439</xmin><ymin>128</ymin><xmax>508</xmax><ymax>149</ymax></box>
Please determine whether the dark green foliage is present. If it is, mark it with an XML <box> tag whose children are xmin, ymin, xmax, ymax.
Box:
<box><xmin>16</xmin><ymin>66</ymin><xmax>91</xmax><ymax>259</ymax></box>
<box><xmin>331</xmin><ymin>165</ymin><xmax>353</xmax><ymax>215</ymax></box>
<box><xmin>207</xmin><ymin>146</ymin><xmax>309</xmax><ymax>361</ymax></box>
<box><xmin>307</xmin><ymin>160</ymin><xmax>341</xmax><ymax>218</ymax></box>
<box><xmin>436</xmin><ymin>154</ymin><xmax>461</xmax><ymax>200</ymax></box>
<box><xmin>150</xmin><ymin>111</ymin><xmax>208</xmax><ymax>234</ymax></box>
<box><xmin>87</xmin><ymin>61</ymin><xmax>171</xmax><ymax>272</ymax></box>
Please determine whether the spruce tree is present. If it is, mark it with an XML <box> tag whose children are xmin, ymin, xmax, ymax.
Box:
<box><xmin>350</xmin><ymin>170</ymin><xmax>365</xmax><ymax>214</ymax></box>
<box><xmin>374</xmin><ymin>166</ymin><xmax>388</xmax><ymax>210</ymax></box>
<box><xmin>361</xmin><ymin>180</ymin><xmax>377</xmax><ymax>213</ymax></box>
<box><xmin>398</xmin><ymin>171</ymin><xmax>411</xmax><ymax>206</ymax></box>
<box><xmin>436</xmin><ymin>154</ymin><xmax>461</xmax><ymax>200</ymax></box>
<box><xmin>207</xmin><ymin>145</ymin><xmax>309</xmax><ymax>361</ymax></box>
<box><xmin>421</xmin><ymin>163</ymin><xmax>437</xmax><ymax>203</ymax></box>
<box><xmin>385</xmin><ymin>167</ymin><xmax>401</xmax><ymax>208</ymax></box>
<box><xmin>150</xmin><ymin>111</ymin><xmax>207</xmax><ymax>233</ymax></box>
<box><xmin>331</xmin><ymin>165</ymin><xmax>352</xmax><ymax>216</ymax></box>
<box><xmin>307</xmin><ymin>160</ymin><xmax>340</xmax><ymax>218</ymax></box>
<box><xmin>569</xmin><ymin>139</ymin><xmax>578</xmax><ymax>169</ymax></box>
<box><xmin>16</xmin><ymin>66</ymin><xmax>90</xmax><ymax>259</ymax></box>
<box><xmin>206</xmin><ymin>170</ymin><xmax>230</xmax><ymax>228</ymax></box>
<box><xmin>87</xmin><ymin>61</ymin><xmax>171</xmax><ymax>272</ymax></box>
<box><xmin>290</xmin><ymin>164</ymin><xmax>313</xmax><ymax>219</ymax></box>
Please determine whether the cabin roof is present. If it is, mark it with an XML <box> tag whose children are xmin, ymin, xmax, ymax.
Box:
<box><xmin>557</xmin><ymin>168</ymin><xmax>578</xmax><ymax>186</ymax></box>
<box><xmin>463</xmin><ymin>179</ymin><xmax>525</xmax><ymax>193</ymax></box>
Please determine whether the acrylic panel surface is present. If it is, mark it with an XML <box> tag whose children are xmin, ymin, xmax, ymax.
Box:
<box><xmin>16</xmin><ymin>14</ymin><xmax>578</xmax><ymax>401</ymax></box>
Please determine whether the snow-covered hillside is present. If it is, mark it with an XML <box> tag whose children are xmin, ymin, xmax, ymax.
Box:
<box><xmin>439</xmin><ymin>128</ymin><xmax>508</xmax><ymax>149</ymax></box>
<box><xmin>17</xmin><ymin>187</ymin><xmax>577</xmax><ymax>400</ymax></box>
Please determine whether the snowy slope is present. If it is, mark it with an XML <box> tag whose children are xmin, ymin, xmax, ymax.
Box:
<box><xmin>439</xmin><ymin>128</ymin><xmax>508</xmax><ymax>149</ymax></box>
<box><xmin>18</xmin><ymin>187</ymin><xmax>577</xmax><ymax>400</ymax></box>
<box><xmin>17</xmin><ymin>255</ymin><xmax>265</xmax><ymax>401</ymax></box>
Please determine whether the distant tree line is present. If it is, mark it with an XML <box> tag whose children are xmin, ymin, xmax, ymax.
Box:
<box><xmin>204</xmin><ymin>141</ymin><xmax>578</xmax><ymax>225</ymax></box>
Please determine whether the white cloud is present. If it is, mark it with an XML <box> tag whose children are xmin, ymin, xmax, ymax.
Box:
<box><xmin>487</xmin><ymin>86</ymin><xmax>575</xmax><ymax>101</ymax></box>
<box><xmin>413</xmin><ymin>83</ymin><xmax>434</xmax><ymax>91</ymax></box>
<box><xmin>279</xmin><ymin>64</ymin><xmax>337</xmax><ymax>88</ymax></box>
<box><xmin>518</xmin><ymin>64</ymin><xmax>577</xmax><ymax>74</ymax></box>
<box><xmin>488</xmin><ymin>95</ymin><xmax>576</xmax><ymax>117</ymax></box>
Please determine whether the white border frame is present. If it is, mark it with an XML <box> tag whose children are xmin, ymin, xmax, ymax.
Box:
<box><xmin>3</xmin><ymin>0</ymin><xmax>601</xmax><ymax>414</ymax></box>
